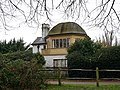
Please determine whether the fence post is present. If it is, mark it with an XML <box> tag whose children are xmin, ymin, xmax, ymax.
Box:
<box><xmin>96</xmin><ymin>67</ymin><xmax>99</xmax><ymax>87</ymax></box>
<box><xmin>58</xmin><ymin>67</ymin><xmax>61</xmax><ymax>86</ymax></box>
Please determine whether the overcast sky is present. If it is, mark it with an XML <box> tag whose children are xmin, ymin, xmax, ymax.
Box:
<box><xmin>0</xmin><ymin>0</ymin><xmax>119</xmax><ymax>44</ymax></box>
<box><xmin>0</xmin><ymin>16</ymin><xmax>101</xmax><ymax>44</ymax></box>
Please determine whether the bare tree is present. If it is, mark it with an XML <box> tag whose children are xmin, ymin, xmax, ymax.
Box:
<box><xmin>0</xmin><ymin>0</ymin><xmax>120</xmax><ymax>40</ymax></box>
<box><xmin>100</xmin><ymin>30</ymin><xmax>115</xmax><ymax>47</ymax></box>
<box><xmin>0</xmin><ymin>0</ymin><xmax>53</xmax><ymax>30</ymax></box>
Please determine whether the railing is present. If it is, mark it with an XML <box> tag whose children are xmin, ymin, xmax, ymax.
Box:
<box><xmin>40</xmin><ymin>67</ymin><xmax>120</xmax><ymax>87</ymax></box>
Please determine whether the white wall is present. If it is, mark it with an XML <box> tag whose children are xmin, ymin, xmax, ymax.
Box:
<box><xmin>32</xmin><ymin>46</ymin><xmax>37</xmax><ymax>53</ymax></box>
<box><xmin>32</xmin><ymin>45</ymin><xmax>44</xmax><ymax>53</ymax></box>
<box><xmin>44</xmin><ymin>55</ymin><xmax>67</xmax><ymax>67</ymax></box>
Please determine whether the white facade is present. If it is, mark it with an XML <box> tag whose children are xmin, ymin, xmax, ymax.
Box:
<box><xmin>44</xmin><ymin>55</ymin><xmax>67</xmax><ymax>67</ymax></box>
<box><xmin>32</xmin><ymin>45</ymin><xmax>44</xmax><ymax>53</ymax></box>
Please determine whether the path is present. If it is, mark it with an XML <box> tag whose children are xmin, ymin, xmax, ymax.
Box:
<box><xmin>48</xmin><ymin>79</ymin><xmax>120</xmax><ymax>85</ymax></box>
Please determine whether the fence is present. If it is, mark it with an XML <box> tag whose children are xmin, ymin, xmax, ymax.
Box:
<box><xmin>41</xmin><ymin>67</ymin><xmax>120</xmax><ymax>87</ymax></box>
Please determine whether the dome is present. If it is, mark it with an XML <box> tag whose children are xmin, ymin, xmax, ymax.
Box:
<box><xmin>48</xmin><ymin>22</ymin><xmax>86</xmax><ymax>36</ymax></box>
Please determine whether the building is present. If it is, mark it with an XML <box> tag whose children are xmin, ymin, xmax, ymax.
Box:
<box><xmin>32</xmin><ymin>22</ymin><xmax>88</xmax><ymax>68</ymax></box>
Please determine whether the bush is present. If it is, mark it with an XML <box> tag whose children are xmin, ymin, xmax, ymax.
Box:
<box><xmin>67</xmin><ymin>51</ymin><xmax>96</xmax><ymax>77</ymax></box>
<box><xmin>95</xmin><ymin>46</ymin><xmax>120</xmax><ymax>69</ymax></box>
<box><xmin>67</xmin><ymin>46</ymin><xmax>120</xmax><ymax>78</ymax></box>
<box><xmin>67</xmin><ymin>38</ymin><xmax>101</xmax><ymax>78</ymax></box>
<box><xmin>67</xmin><ymin>37</ymin><xmax>101</xmax><ymax>56</ymax></box>
<box><xmin>0</xmin><ymin>51</ymin><xmax>47</xmax><ymax>89</ymax></box>
<box><xmin>94</xmin><ymin>46</ymin><xmax>120</xmax><ymax>78</ymax></box>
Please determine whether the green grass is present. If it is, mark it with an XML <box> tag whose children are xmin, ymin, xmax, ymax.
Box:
<box><xmin>47</xmin><ymin>84</ymin><xmax>120</xmax><ymax>90</ymax></box>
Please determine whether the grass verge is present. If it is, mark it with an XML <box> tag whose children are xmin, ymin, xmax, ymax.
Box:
<box><xmin>47</xmin><ymin>84</ymin><xmax>120</xmax><ymax>90</ymax></box>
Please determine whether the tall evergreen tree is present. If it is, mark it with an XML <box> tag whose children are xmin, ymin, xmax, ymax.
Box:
<box><xmin>0</xmin><ymin>38</ymin><xmax>30</xmax><ymax>54</ymax></box>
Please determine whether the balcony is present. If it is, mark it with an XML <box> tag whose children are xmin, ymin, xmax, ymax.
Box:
<box><xmin>42</xmin><ymin>48</ymin><xmax>68</xmax><ymax>55</ymax></box>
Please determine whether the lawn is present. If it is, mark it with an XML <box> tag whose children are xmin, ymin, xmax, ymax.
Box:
<box><xmin>47</xmin><ymin>84</ymin><xmax>120</xmax><ymax>90</ymax></box>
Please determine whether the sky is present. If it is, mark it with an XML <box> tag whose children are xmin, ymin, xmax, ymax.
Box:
<box><xmin>0</xmin><ymin>0</ymin><xmax>119</xmax><ymax>45</ymax></box>
<box><xmin>0</xmin><ymin>15</ymin><xmax>101</xmax><ymax>45</ymax></box>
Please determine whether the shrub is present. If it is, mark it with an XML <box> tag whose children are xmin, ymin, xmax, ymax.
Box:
<box><xmin>67</xmin><ymin>46</ymin><xmax>120</xmax><ymax>78</ymax></box>
<box><xmin>95</xmin><ymin>46</ymin><xmax>120</xmax><ymax>69</ymax></box>
<box><xmin>67</xmin><ymin>38</ymin><xmax>101</xmax><ymax>78</ymax></box>
<box><xmin>67</xmin><ymin>37</ymin><xmax>101</xmax><ymax>56</ymax></box>
<box><xmin>94</xmin><ymin>46</ymin><xmax>120</xmax><ymax>78</ymax></box>
<box><xmin>67</xmin><ymin>51</ymin><xmax>96</xmax><ymax>77</ymax></box>
<box><xmin>0</xmin><ymin>51</ymin><xmax>47</xmax><ymax>89</ymax></box>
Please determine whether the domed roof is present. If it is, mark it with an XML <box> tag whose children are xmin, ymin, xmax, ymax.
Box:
<box><xmin>48</xmin><ymin>22</ymin><xmax>86</xmax><ymax>35</ymax></box>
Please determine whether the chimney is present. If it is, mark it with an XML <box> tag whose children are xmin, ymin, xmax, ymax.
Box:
<box><xmin>42</xmin><ymin>23</ymin><xmax>50</xmax><ymax>38</ymax></box>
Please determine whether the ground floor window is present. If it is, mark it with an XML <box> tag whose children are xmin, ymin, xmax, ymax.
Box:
<box><xmin>53</xmin><ymin>59</ymin><xmax>67</xmax><ymax>68</ymax></box>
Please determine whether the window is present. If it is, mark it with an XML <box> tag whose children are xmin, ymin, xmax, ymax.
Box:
<box><xmin>63</xmin><ymin>39</ymin><xmax>67</xmax><ymax>48</ymax></box>
<box><xmin>56</xmin><ymin>39</ymin><xmax>59</xmax><ymax>48</ymax></box>
<box><xmin>52</xmin><ymin>38</ymin><xmax>70</xmax><ymax>48</ymax></box>
<box><xmin>53</xmin><ymin>59</ymin><xmax>67</xmax><ymax>67</ymax></box>
<box><xmin>67</xmin><ymin>38</ymin><xmax>70</xmax><ymax>47</ymax></box>
<box><xmin>60</xmin><ymin>39</ymin><xmax>62</xmax><ymax>48</ymax></box>
<box><xmin>52</xmin><ymin>39</ymin><xmax>55</xmax><ymax>48</ymax></box>
<box><xmin>74</xmin><ymin>38</ymin><xmax>80</xmax><ymax>42</ymax></box>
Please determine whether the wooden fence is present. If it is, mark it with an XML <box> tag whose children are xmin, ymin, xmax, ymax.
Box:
<box><xmin>40</xmin><ymin>67</ymin><xmax>120</xmax><ymax>87</ymax></box>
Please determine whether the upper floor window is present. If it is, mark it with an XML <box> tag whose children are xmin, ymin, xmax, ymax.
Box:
<box><xmin>52</xmin><ymin>38</ymin><xmax>70</xmax><ymax>48</ymax></box>
<box><xmin>60</xmin><ymin>39</ymin><xmax>63</xmax><ymax>48</ymax></box>
<box><xmin>52</xmin><ymin>39</ymin><xmax>55</xmax><ymax>48</ymax></box>
<box><xmin>56</xmin><ymin>39</ymin><xmax>59</xmax><ymax>48</ymax></box>
<box><xmin>74</xmin><ymin>38</ymin><xmax>80</xmax><ymax>42</ymax></box>
<box><xmin>63</xmin><ymin>39</ymin><xmax>67</xmax><ymax>48</ymax></box>
<box><xmin>67</xmin><ymin>38</ymin><xmax>70</xmax><ymax>47</ymax></box>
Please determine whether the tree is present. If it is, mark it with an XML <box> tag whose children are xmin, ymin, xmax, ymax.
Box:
<box><xmin>0</xmin><ymin>38</ymin><xmax>30</xmax><ymax>54</ymax></box>
<box><xmin>67</xmin><ymin>37</ymin><xmax>101</xmax><ymax>68</ymax></box>
<box><xmin>67</xmin><ymin>37</ymin><xmax>101</xmax><ymax>56</ymax></box>
<box><xmin>96</xmin><ymin>30</ymin><xmax>116</xmax><ymax>47</ymax></box>
<box><xmin>0</xmin><ymin>0</ymin><xmax>120</xmax><ymax>39</ymax></box>
<box><xmin>67</xmin><ymin>38</ymin><xmax>101</xmax><ymax>77</ymax></box>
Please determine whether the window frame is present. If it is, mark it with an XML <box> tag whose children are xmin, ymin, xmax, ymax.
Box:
<box><xmin>52</xmin><ymin>38</ymin><xmax>70</xmax><ymax>48</ymax></box>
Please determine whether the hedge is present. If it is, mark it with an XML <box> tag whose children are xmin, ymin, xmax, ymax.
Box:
<box><xmin>96</xmin><ymin>46</ymin><xmax>120</xmax><ymax>69</ymax></box>
<box><xmin>67</xmin><ymin>46</ymin><xmax>120</xmax><ymax>78</ymax></box>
